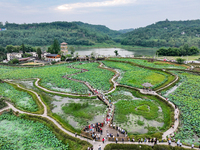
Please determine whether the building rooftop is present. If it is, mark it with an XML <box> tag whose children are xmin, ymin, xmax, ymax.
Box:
<box><xmin>46</xmin><ymin>54</ymin><xmax>60</xmax><ymax>57</ymax></box>
<box><xmin>61</xmin><ymin>42</ymin><xmax>67</xmax><ymax>45</ymax></box>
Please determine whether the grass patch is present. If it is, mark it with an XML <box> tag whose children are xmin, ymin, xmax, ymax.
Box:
<box><xmin>137</xmin><ymin>120</ymin><xmax>144</xmax><ymax>126</ymax></box>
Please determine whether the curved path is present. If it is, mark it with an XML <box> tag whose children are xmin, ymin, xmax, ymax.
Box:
<box><xmin>0</xmin><ymin>61</ymin><xmax>196</xmax><ymax>149</ymax></box>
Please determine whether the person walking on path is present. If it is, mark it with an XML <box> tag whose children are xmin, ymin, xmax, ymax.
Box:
<box><xmin>116</xmin><ymin>138</ymin><xmax>118</xmax><ymax>144</ymax></box>
<box><xmin>98</xmin><ymin>145</ymin><xmax>101</xmax><ymax>150</ymax></box>
<box><xmin>102</xmin><ymin>138</ymin><xmax>104</xmax><ymax>144</ymax></box>
<box><xmin>192</xmin><ymin>144</ymin><xmax>194</xmax><ymax>149</ymax></box>
<box><xmin>75</xmin><ymin>132</ymin><xmax>77</xmax><ymax>137</ymax></box>
<box><xmin>122</xmin><ymin>138</ymin><xmax>124</xmax><ymax>144</ymax></box>
<box><xmin>177</xmin><ymin>139</ymin><xmax>180</xmax><ymax>146</ymax></box>
<box><xmin>168</xmin><ymin>139</ymin><xmax>171</xmax><ymax>145</ymax></box>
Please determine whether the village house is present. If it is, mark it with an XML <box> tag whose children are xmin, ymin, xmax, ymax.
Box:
<box><xmin>60</xmin><ymin>42</ymin><xmax>68</xmax><ymax>56</ymax></box>
<box><xmin>7</xmin><ymin>52</ymin><xmax>22</xmax><ymax>61</ymax></box>
<box><xmin>27</xmin><ymin>52</ymin><xmax>38</xmax><ymax>57</ymax></box>
<box><xmin>45</xmin><ymin>54</ymin><xmax>61</xmax><ymax>62</ymax></box>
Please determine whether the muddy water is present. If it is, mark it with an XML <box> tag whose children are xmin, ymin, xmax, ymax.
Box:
<box><xmin>113</xmin><ymin>114</ymin><xmax>164</xmax><ymax>134</ymax></box>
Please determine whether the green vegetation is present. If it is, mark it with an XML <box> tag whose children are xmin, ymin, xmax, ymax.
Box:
<box><xmin>62</xmin><ymin>101</ymin><xmax>106</xmax><ymax>126</ymax></box>
<box><xmin>72</xmin><ymin>62</ymin><xmax>115</xmax><ymax>92</ymax></box>
<box><xmin>104</xmin><ymin>144</ymin><xmax>191</xmax><ymax>150</ymax></box>
<box><xmin>103</xmin><ymin>60</ymin><xmax>168</xmax><ymax>89</ymax></box>
<box><xmin>121</xmin><ymin>19</ymin><xmax>200</xmax><ymax>48</ymax></box>
<box><xmin>157</xmin><ymin>45</ymin><xmax>199</xmax><ymax>56</ymax></box>
<box><xmin>114</xmin><ymin>100</ymin><xmax>159</xmax><ymax>123</ymax></box>
<box><xmin>176</xmin><ymin>58</ymin><xmax>186</xmax><ymax>64</ymax></box>
<box><xmin>0</xmin><ymin>82</ymin><xmax>38</xmax><ymax>112</ymax></box>
<box><xmin>109</xmin><ymin>58</ymin><xmax>187</xmax><ymax>69</ymax></box>
<box><xmin>109</xmin><ymin>87</ymin><xmax>173</xmax><ymax>134</ymax></box>
<box><xmin>0</xmin><ymin>113</ymin><xmax>68</xmax><ymax>150</ymax></box>
<box><xmin>0</xmin><ymin>98</ymin><xmax>7</xmax><ymax>109</ymax></box>
<box><xmin>137</xmin><ymin>120</ymin><xmax>145</xmax><ymax>126</ymax></box>
<box><xmin>0</xmin><ymin>21</ymin><xmax>118</xmax><ymax>47</ymax></box>
<box><xmin>0</xmin><ymin>63</ymin><xmax>90</xmax><ymax>94</ymax></box>
<box><xmin>166</xmin><ymin>72</ymin><xmax>200</xmax><ymax>145</ymax></box>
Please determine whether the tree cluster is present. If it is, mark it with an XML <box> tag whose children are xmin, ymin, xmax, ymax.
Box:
<box><xmin>0</xmin><ymin>21</ymin><xmax>116</xmax><ymax>47</ymax></box>
<box><xmin>121</xmin><ymin>19</ymin><xmax>200</xmax><ymax>48</ymax></box>
<box><xmin>157</xmin><ymin>44</ymin><xmax>199</xmax><ymax>56</ymax></box>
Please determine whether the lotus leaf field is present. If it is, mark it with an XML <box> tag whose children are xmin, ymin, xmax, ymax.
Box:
<box><xmin>109</xmin><ymin>58</ymin><xmax>187</xmax><ymax>69</ymax></box>
<box><xmin>103</xmin><ymin>61</ymin><xmax>168</xmax><ymax>89</ymax></box>
<box><xmin>0</xmin><ymin>113</ymin><xmax>68</xmax><ymax>150</ymax></box>
<box><xmin>0</xmin><ymin>82</ymin><xmax>38</xmax><ymax>112</ymax></box>
<box><xmin>165</xmin><ymin>72</ymin><xmax>200</xmax><ymax>145</ymax></box>
<box><xmin>72</xmin><ymin>63</ymin><xmax>115</xmax><ymax>92</ymax></box>
<box><xmin>0</xmin><ymin>64</ymin><xmax>90</xmax><ymax>94</ymax></box>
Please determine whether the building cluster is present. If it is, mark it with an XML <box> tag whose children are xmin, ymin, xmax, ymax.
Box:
<box><xmin>4</xmin><ymin>42</ymin><xmax>69</xmax><ymax>63</ymax></box>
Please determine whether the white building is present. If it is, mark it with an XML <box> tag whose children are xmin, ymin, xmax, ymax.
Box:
<box><xmin>45</xmin><ymin>54</ymin><xmax>61</xmax><ymax>62</ymax></box>
<box><xmin>7</xmin><ymin>53</ymin><xmax>22</xmax><ymax>61</ymax></box>
<box><xmin>27</xmin><ymin>52</ymin><xmax>38</xmax><ymax>57</ymax></box>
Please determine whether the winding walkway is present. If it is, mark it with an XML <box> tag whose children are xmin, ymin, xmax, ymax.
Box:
<box><xmin>0</xmin><ymin>61</ymin><xmax>197</xmax><ymax>150</ymax></box>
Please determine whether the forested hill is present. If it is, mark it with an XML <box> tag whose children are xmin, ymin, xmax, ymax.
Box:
<box><xmin>0</xmin><ymin>21</ymin><xmax>121</xmax><ymax>47</ymax></box>
<box><xmin>73</xmin><ymin>21</ymin><xmax>121</xmax><ymax>38</ymax></box>
<box><xmin>121</xmin><ymin>19</ymin><xmax>200</xmax><ymax>48</ymax></box>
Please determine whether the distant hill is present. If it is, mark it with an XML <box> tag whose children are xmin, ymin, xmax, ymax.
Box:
<box><xmin>118</xmin><ymin>28</ymin><xmax>134</xmax><ymax>33</ymax></box>
<box><xmin>0</xmin><ymin>21</ymin><xmax>121</xmax><ymax>47</ymax></box>
<box><xmin>73</xmin><ymin>21</ymin><xmax>121</xmax><ymax>38</ymax></box>
<box><xmin>121</xmin><ymin>19</ymin><xmax>200</xmax><ymax>48</ymax></box>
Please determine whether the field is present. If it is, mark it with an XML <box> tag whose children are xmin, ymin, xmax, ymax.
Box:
<box><xmin>0</xmin><ymin>113</ymin><xmax>68</xmax><ymax>150</ymax></box>
<box><xmin>0</xmin><ymin>82</ymin><xmax>38</xmax><ymax>112</ymax></box>
<box><xmin>103</xmin><ymin>61</ymin><xmax>168</xmax><ymax>89</ymax></box>
<box><xmin>0</xmin><ymin>63</ymin><xmax>90</xmax><ymax>94</ymax></box>
<box><xmin>72</xmin><ymin>62</ymin><xmax>114</xmax><ymax>92</ymax></box>
<box><xmin>108</xmin><ymin>87</ymin><xmax>172</xmax><ymax>136</ymax></box>
<box><xmin>0</xmin><ymin>59</ymin><xmax>199</xmax><ymax>148</ymax></box>
<box><xmin>165</xmin><ymin>72</ymin><xmax>200</xmax><ymax>145</ymax></box>
<box><xmin>109</xmin><ymin>58</ymin><xmax>187</xmax><ymax>69</ymax></box>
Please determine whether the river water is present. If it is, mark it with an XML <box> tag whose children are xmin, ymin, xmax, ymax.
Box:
<box><xmin>73</xmin><ymin>48</ymin><xmax>155</xmax><ymax>57</ymax></box>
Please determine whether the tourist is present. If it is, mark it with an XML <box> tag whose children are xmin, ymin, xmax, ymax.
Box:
<box><xmin>180</xmin><ymin>142</ymin><xmax>182</xmax><ymax>147</ymax></box>
<box><xmin>192</xmin><ymin>144</ymin><xmax>194</xmax><ymax>149</ymax></box>
<box><xmin>138</xmin><ymin>139</ymin><xmax>140</xmax><ymax>143</ymax></box>
<box><xmin>75</xmin><ymin>133</ymin><xmax>77</xmax><ymax>137</ymax></box>
<box><xmin>168</xmin><ymin>139</ymin><xmax>171</xmax><ymax>145</ymax></box>
<box><xmin>90</xmin><ymin>147</ymin><xmax>93</xmax><ymax>150</ymax></box>
<box><xmin>102</xmin><ymin>138</ymin><xmax>104</xmax><ymax>143</ymax></box>
<box><xmin>98</xmin><ymin>145</ymin><xmax>101</xmax><ymax>150</ymax></box>
<box><xmin>117</xmin><ymin>132</ymin><xmax>119</xmax><ymax>137</ymax></box>
<box><xmin>122</xmin><ymin>138</ymin><xmax>124</xmax><ymax>144</ymax></box>
<box><xmin>100</xmin><ymin>128</ymin><xmax>102</xmax><ymax>135</ymax></box>
<box><xmin>144</xmin><ymin>137</ymin><xmax>147</xmax><ymax>143</ymax></box>
<box><xmin>132</xmin><ymin>138</ymin><xmax>135</xmax><ymax>142</ymax></box>
<box><xmin>116</xmin><ymin>137</ymin><xmax>118</xmax><ymax>144</ymax></box>
<box><xmin>154</xmin><ymin>138</ymin><xmax>157</xmax><ymax>145</ymax></box>
<box><xmin>151</xmin><ymin>138</ymin><xmax>154</xmax><ymax>143</ymax></box>
<box><xmin>177</xmin><ymin>139</ymin><xmax>180</xmax><ymax>146</ymax></box>
<box><xmin>141</xmin><ymin>138</ymin><xmax>143</xmax><ymax>143</ymax></box>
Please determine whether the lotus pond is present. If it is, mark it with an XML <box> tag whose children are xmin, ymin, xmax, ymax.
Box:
<box><xmin>108</xmin><ymin>87</ymin><xmax>172</xmax><ymax>134</ymax></box>
<box><xmin>109</xmin><ymin>58</ymin><xmax>187</xmax><ymax>69</ymax></box>
<box><xmin>102</xmin><ymin>61</ymin><xmax>169</xmax><ymax>89</ymax></box>
<box><xmin>164</xmin><ymin>72</ymin><xmax>200</xmax><ymax>145</ymax></box>
<box><xmin>52</xmin><ymin>95</ymin><xmax>107</xmax><ymax>129</ymax></box>
<box><xmin>0</xmin><ymin>82</ymin><xmax>38</xmax><ymax>112</ymax></box>
<box><xmin>0</xmin><ymin>113</ymin><xmax>68</xmax><ymax>150</ymax></box>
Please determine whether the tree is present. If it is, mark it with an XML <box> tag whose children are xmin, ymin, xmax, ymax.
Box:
<box><xmin>21</xmin><ymin>43</ymin><xmax>25</xmax><ymax>54</ymax></box>
<box><xmin>69</xmin><ymin>46</ymin><xmax>75</xmax><ymax>55</ymax></box>
<box><xmin>176</xmin><ymin>58</ymin><xmax>185</xmax><ymax>64</ymax></box>
<box><xmin>51</xmin><ymin>39</ymin><xmax>60</xmax><ymax>54</ymax></box>
<box><xmin>37</xmin><ymin>47</ymin><xmax>42</xmax><ymax>59</ymax></box>
<box><xmin>114</xmin><ymin>50</ymin><xmax>118</xmax><ymax>56</ymax></box>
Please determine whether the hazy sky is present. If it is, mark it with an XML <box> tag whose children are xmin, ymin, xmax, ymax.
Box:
<box><xmin>1</xmin><ymin>0</ymin><xmax>200</xmax><ymax>30</ymax></box>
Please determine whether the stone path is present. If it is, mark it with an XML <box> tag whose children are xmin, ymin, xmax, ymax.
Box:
<box><xmin>0</xmin><ymin>61</ymin><xmax>197</xmax><ymax>150</ymax></box>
